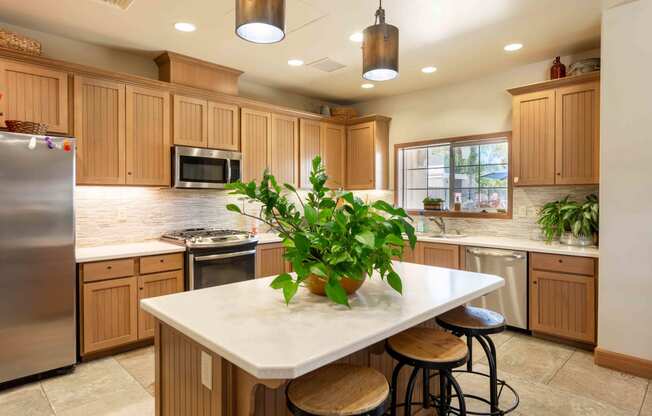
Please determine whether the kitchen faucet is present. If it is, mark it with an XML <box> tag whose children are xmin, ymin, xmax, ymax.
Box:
<box><xmin>429</xmin><ymin>216</ymin><xmax>446</xmax><ymax>235</ymax></box>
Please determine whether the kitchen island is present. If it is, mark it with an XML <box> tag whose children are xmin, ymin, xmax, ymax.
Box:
<box><xmin>141</xmin><ymin>261</ymin><xmax>504</xmax><ymax>416</ymax></box>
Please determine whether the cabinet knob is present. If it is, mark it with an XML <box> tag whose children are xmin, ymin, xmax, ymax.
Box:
<box><xmin>160</xmin><ymin>259</ymin><xmax>165</xmax><ymax>263</ymax></box>
<box><xmin>533</xmin><ymin>281</ymin><xmax>538</xmax><ymax>285</ymax></box>
<box><xmin>0</xmin><ymin>112</ymin><xmax>4</xmax><ymax>116</ymax></box>
<box><xmin>558</xmin><ymin>259</ymin><xmax>563</xmax><ymax>263</ymax></box>
<box><xmin>556</xmin><ymin>172</ymin><xmax>561</xmax><ymax>176</ymax></box>
<box><xmin>107</xmin><ymin>266</ymin><xmax>112</xmax><ymax>270</ymax></box>
<box><xmin>127</xmin><ymin>172</ymin><xmax>132</xmax><ymax>176</ymax></box>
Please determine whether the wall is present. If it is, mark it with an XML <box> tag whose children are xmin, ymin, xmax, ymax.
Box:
<box><xmin>599</xmin><ymin>0</ymin><xmax>652</xmax><ymax>361</ymax></box>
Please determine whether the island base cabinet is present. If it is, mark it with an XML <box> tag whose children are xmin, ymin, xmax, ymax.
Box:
<box><xmin>155</xmin><ymin>320</ymin><xmax>440</xmax><ymax>416</ymax></box>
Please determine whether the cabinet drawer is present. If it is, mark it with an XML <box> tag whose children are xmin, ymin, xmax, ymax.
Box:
<box><xmin>83</xmin><ymin>258</ymin><xmax>135</xmax><ymax>282</ymax></box>
<box><xmin>140</xmin><ymin>253</ymin><xmax>184</xmax><ymax>274</ymax></box>
<box><xmin>531</xmin><ymin>253</ymin><xmax>595</xmax><ymax>276</ymax></box>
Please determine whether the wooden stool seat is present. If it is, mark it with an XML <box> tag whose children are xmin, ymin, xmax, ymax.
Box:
<box><xmin>287</xmin><ymin>364</ymin><xmax>389</xmax><ymax>416</ymax></box>
<box><xmin>437</xmin><ymin>305</ymin><xmax>506</xmax><ymax>332</ymax></box>
<box><xmin>386</xmin><ymin>327</ymin><xmax>468</xmax><ymax>365</ymax></box>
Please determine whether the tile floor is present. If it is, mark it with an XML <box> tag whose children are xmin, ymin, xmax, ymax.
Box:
<box><xmin>1</xmin><ymin>333</ymin><xmax>651</xmax><ymax>416</ymax></box>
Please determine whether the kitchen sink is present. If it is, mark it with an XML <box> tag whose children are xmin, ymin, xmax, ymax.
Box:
<box><xmin>418</xmin><ymin>231</ymin><xmax>467</xmax><ymax>239</ymax></box>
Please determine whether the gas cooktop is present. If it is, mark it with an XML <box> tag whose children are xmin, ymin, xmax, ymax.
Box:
<box><xmin>161</xmin><ymin>228</ymin><xmax>258</xmax><ymax>249</ymax></box>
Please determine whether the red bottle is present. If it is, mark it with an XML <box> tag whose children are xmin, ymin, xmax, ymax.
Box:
<box><xmin>550</xmin><ymin>56</ymin><xmax>566</xmax><ymax>79</ymax></box>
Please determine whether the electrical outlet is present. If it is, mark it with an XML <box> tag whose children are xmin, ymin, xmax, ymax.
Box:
<box><xmin>201</xmin><ymin>351</ymin><xmax>212</xmax><ymax>390</ymax></box>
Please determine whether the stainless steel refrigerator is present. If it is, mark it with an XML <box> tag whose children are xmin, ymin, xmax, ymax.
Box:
<box><xmin>0</xmin><ymin>132</ymin><xmax>76</xmax><ymax>384</ymax></box>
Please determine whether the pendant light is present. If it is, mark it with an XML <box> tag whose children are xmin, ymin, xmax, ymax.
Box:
<box><xmin>235</xmin><ymin>0</ymin><xmax>285</xmax><ymax>44</ymax></box>
<box><xmin>362</xmin><ymin>0</ymin><xmax>399</xmax><ymax>81</ymax></box>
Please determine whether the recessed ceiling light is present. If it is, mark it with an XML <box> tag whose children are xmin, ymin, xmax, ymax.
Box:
<box><xmin>361</xmin><ymin>83</ymin><xmax>375</xmax><ymax>89</ymax></box>
<box><xmin>288</xmin><ymin>59</ymin><xmax>304</xmax><ymax>67</ymax></box>
<box><xmin>174</xmin><ymin>22</ymin><xmax>196</xmax><ymax>32</ymax></box>
<box><xmin>421</xmin><ymin>66</ymin><xmax>437</xmax><ymax>74</ymax></box>
<box><xmin>504</xmin><ymin>43</ymin><xmax>523</xmax><ymax>52</ymax></box>
<box><xmin>349</xmin><ymin>32</ymin><xmax>363</xmax><ymax>42</ymax></box>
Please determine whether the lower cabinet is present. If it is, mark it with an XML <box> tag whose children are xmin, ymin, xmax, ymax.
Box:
<box><xmin>419</xmin><ymin>242</ymin><xmax>461</xmax><ymax>269</ymax></box>
<box><xmin>80</xmin><ymin>253</ymin><xmax>184</xmax><ymax>356</ymax></box>
<box><xmin>529</xmin><ymin>253</ymin><xmax>597</xmax><ymax>344</ymax></box>
<box><xmin>256</xmin><ymin>242</ymin><xmax>292</xmax><ymax>278</ymax></box>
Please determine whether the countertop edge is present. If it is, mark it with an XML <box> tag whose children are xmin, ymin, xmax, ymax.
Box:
<box><xmin>76</xmin><ymin>242</ymin><xmax>186</xmax><ymax>263</ymax></box>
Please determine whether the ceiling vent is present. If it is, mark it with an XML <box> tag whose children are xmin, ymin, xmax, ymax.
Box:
<box><xmin>94</xmin><ymin>0</ymin><xmax>135</xmax><ymax>10</ymax></box>
<box><xmin>307</xmin><ymin>58</ymin><xmax>346</xmax><ymax>73</ymax></box>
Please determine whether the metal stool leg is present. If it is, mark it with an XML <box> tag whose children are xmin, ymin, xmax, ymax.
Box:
<box><xmin>438</xmin><ymin>369</ymin><xmax>448</xmax><ymax>416</ymax></box>
<box><xmin>477</xmin><ymin>335</ymin><xmax>498</xmax><ymax>414</ymax></box>
<box><xmin>466</xmin><ymin>334</ymin><xmax>473</xmax><ymax>372</ymax></box>
<box><xmin>404</xmin><ymin>367</ymin><xmax>420</xmax><ymax>416</ymax></box>
<box><xmin>423</xmin><ymin>368</ymin><xmax>430</xmax><ymax>408</ymax></box>
<box><xmin>445</xmin><ymin>370</ymin><xmax>467</xmax><ymax>416</ymax></box>
<box><xmin>390</xmin><ymin>362</ymin><xmax>405</xmax><ymax>416</ymax></box>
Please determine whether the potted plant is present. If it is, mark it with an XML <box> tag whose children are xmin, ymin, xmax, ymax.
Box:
<box><xmin>225</xmin><ymin>157</ymin><xmax>417</xmax><ymax>307</ymax></box>
<box><xmin>537</xmin><ymin>194</ymin><xmax>599</xmax><ymax>246</ymax></box>
<box><xmin>423</xmin><ymin>197</ymin><xmax>445</xmax><ymax>211</ymax></box>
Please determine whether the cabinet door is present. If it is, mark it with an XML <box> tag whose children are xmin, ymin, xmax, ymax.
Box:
<box><xmin>530</xmin><ymin>270</ymin><xmax>595</xmax><ymax>343</ymax></box>
<box><xmin>420</xmin><ymin>242</ymin><xmax>460</xmax><ymax>269</ymax></box>
<box><xmin>299</xmin><ymin>119</ymin><xmax>322</xmax><ymax>188</ymax></box>
<box><xmin>512</xmin><ymin>90</ymin><xmax>556</xmax><ymax>186</ymax></box>
<box><xmin>74</xmin><ymin>76</ymin><xmax>126</xmax><ymax>185</ymax></box>
<box><xmin>207</xmin><ymin>101</ymin><xmax>239</xmax><ymax>151</ymax></box>
<box><xmin>270</xmin><ymin>114</ymin><xmax>299</xmax><ymax>186</ymax></box>
<box><xmin>125</xmin><ymin>86</ymin><xmax>171</xmax><ymax>186</ymax></box>
<box><xmin>241</xmin><ymin>108</ymin><xmax>271</xmax><ymax>182</ymax></box>
<box><xmin>321</xmin><ymin>122</ymin><xmax>346</xmax><ymax>189</ymax></box>
<box><xmin>394</xmin><ymin>241</ymin><xmax>419</xmax><ymax>264</ymax></box>
<box><xmin>173</xmin><ymin>95</ymin><xmax>208</xmax><ymax>147</ymax></box>
<box><xmin>256</xmin><ymin>243</ymin><xmax>291</xmax><ymax>278</ymax></box>
<box><xmin>82</xmin><ymin>276</ymin><xmax>138</xmax><ymax>354</ymax></box>
<box><xmin>555</xmin><ymin>82</ymin><xmax>600</xmax><ymax>185</ymax></box>
<box><xmin>0</xmin><ymin>60</ymin><xmax>69</xmax><ymax>133</ymax></box>
<box><xmin>346</xmin><ymin>122</ymin><xmax>375</xmax><ymax>189</ymax></box>
<box><xmin>138</xmin><ymin>270</ymin><xmax>184</xmax><ymax>340</ymax></box>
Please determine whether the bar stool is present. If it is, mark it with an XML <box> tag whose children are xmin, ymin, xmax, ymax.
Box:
<box><xmin>286</xmin><ymin>363</ymin><xmax>389</xmax><ymax>416</ymax></box>
<box><xmin>386</xmin><ymin>326</ymin><xmax>468</xmax><ymax>416</ymax></box>
<box><xmin>436</xmin><ymin>305</ymin><xmax>519</xmax><ymax>415</ymax></box>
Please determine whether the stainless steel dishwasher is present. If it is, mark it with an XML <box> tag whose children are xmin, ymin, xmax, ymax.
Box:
<box><xmin>465</xmin><ymin>247</ymin><xmax>528</xmax><ymax>330</ymax></box>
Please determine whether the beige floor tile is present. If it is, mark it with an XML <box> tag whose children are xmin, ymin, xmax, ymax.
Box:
<box><xmin>456</xmin><ymin>364</ymin><xmax>636</xmax><ymax>416</ymax></box>
<box><xmin>640</xmin><ymin>383</ymin><xmax>652</xmax><ymax>416</ymax></box>
<box><xmin>115</xmin><ymin>346</ymin><xmax>155</xmax><ymax>394</ymax></box>
<box><xmin>41</xmin><ymin>357</ymin><xmax>147</xmax><ymax>413</ymax></box>
<box><xmin>55</xmin><ymin>387</ymin><xmax>154</xmax><ymax>416</ymax></box>
<box><xmin>0</xmin><ymin>383</ymin><xmax>54</xmax><ymax>416</ymax></box>
<box><xmin>549</xmin><ymin>350</ymin><xmax>648</xmax><ymax>413</ymax></box>
<box><xmin>478</xmin><ymin>333</ymin><xmax>574</xmax><ymax>384</ymax></box>
<box><xmin>469</xmin><ymin>330</ymin><xmax>515</xmax><ymax>363</ymax></box>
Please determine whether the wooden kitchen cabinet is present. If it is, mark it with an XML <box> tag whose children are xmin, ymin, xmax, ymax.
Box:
<box><xmin>509</xmin><ymin>72</ymin><xmax>600</xmax><ymax>186</ymax></box>
<box><xmin>82</xmin><ymin>276</ymin><xmax>139</xmax><ymax>354</ymax></box>
<box><xmin>241</xmin><ymin>107</ymin><xmax>271</xmax><ymax>182</ymax></box>
<box><xmin>74</xmin><ymin>76</ymin><xmax>126</xmax><ymax>185</ymax></box>
<box><xmin>207</xmin><ymin>101</ymin><xmax>239</xmax><ymax>151</ymax></box>
<box><xmin>0</xmin><ymin>59</ymin><xmax>69</xmax><ymax>134</ymax></box>
<box><xmin>394</xmin><ymin>241</ymin><xmax>420</xmax><ymax>264</ymax></box>
<box><xmin>125</xmin><ymin>85</ymin><xmax>171</xmax><ymax>186</ymax></box>
<box><xmin>299</xmin><ymin>118</ymin><xmax>322</xmax><ymax>188</ymax></box>
<box><xmin>256</xmin><ymin>242</ymin><xmax>291</xmax><ymax>278</ymax></box>
<box><xmin>529</xmin><ymin>253</ymin><xmax>597</xmax><ymax>344</ymax></box>
<box><xmin>419</xmin><ymin>242</ymin><xmax>460</xmax><ymax>269</ymax></box>
<box><xmin>138</xmin><ymin>270</ymin><xmax>184</xmax><ymax>339</ymax></box>
<box><xmin>321</xmin><ymin>122</ymin><xmax>347</xmax><ymax>189</ymax></box>
<box><xmin>172</xmin><ymin>94</ymin><xmax>208</xmax><ymax>147</ymax></box>
<box><xmin>346</xmin><ymin>118</ymin><xmax>389</xmax><ymax>190</ymax></box>
<box><xmin>270</xmin><ymin>114</ymin><xmax>299</xmax><ymax>186</ymax></box>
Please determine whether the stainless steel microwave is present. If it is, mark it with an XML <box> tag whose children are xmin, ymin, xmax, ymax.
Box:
<box><xmin>173</xmin><ymin>146</ymin><xmax>241</xmax><ymax>189</ymax></box>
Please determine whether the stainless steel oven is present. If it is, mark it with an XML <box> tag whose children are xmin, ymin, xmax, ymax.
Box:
<box><xmin>173</xmin><ymin>146</ymin><xmax>241</xmax><ymax>189</ymax></box>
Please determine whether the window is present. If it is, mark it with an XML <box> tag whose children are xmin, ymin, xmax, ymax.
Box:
<box><xmin>396</xmin><ymin>132</ymin><xmax>511</xmax><ymax>218</ymax></box>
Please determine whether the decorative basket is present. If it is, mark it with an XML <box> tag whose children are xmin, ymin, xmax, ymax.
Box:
<box><xmin>0</xmin><ymin>28</ymin><xmax>42</xmax><ymax>56</ymax></box>
<box><xmin>330</xmin><ymin>107</ymin><xmax>358</xmax><ymax>121</ymax></box>
<box><xmin>5</xmin><ymin>120</ymin><xmax>48</xmax><ymax>135</ymax></box>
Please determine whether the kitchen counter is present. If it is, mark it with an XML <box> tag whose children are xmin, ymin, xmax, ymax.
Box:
<box><xmin>141</xmin><ymin>261</ymin><xmax>503</xmax><ymax>379</ymax></box>
<box><xmin>255</xmin><ymin>232</ymin><xmax>599</xmax><ymax>258</ymax></box>
<box><xmin>76</xmin><ymin>240</ymin><xmax>186</xmax><ymax>263</ymax></box>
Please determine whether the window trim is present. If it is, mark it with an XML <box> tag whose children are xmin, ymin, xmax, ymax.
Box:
<box><xmin>394</xmin><ymin>131</ymin><xmax>513</xmax><ymax>219</ymax></box>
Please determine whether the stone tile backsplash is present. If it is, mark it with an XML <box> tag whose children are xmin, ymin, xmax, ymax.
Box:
<box><xmin>75</xmin><ymin>186</ymin><xmax>597</xmax><ymax>247</ymax></box>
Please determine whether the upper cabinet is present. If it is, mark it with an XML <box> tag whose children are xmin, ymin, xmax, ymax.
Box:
<box><xmin>346</xmin><ymin>117</ymin><xmax>389</xmax><ymax>190</ymax></box>
<box><xmin>0</xmin><ymin>59</ymin><xmax>69</xmax><ymax>134</ymax></box>
<box><xmin>270</xmin><ymin>114</ymin><xmax>299</xmax><ymax>186</ymax></box>
<box><xmin>299</xmin><ymin>119</ymin><xmax>321</xmax><ymax>188</ymax></box>
<box><xmin>298</xmin><ymin>120</ymin><xmax>347</xmax><ymax>189</ymax></box>
<box><xmin>172</xmin><ymin>95</ymin><xmax>208</xmax><ymax>148</ymax></box>
<box><xmin>207</xmin><ymin>101</ymin><xmax>239</xmax><ymax>151</ymax></box>
<box><xmin>241</xmin><ymin>108</ymin><xmax>271</xmax><ymax>183</ymax></box>
<box><xmin>509</xmin><ymin>72</ymin><xmax>600</xmax><ymax>186</ymax></box>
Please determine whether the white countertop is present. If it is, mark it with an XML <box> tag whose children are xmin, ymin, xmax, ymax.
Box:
<box><xmin>76</xmin><ymin>241</ymin><xmax>186</xmax><ymax>263</ymax></box>
<box><xmin>140</xmin><ymin>261</ymin><xmax>504</xmax><ymax>379</ymax></box>
<box><xmin>256</xmin><ymin>233</ymin><xmax>599</xmax><ymax>258</ymax></box>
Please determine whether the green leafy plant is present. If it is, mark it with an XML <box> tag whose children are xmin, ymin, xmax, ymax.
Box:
<box><xmin>225</xmin><ymin>156</ymin><xmax>417</xmax><ymax>307</ymax></box>
<box><xmin>537</xmin><ymin>194</ymin><xmax>599</xmax><ymax>242</ymax></box>
<box><xmin>423</xmin><ymin>197</ymin><xmax>444</xmax><ymax>204</ymax></box>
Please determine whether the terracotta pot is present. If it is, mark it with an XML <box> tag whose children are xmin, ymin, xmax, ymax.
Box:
<box><xmin>305</xmin><ymin>274</ymin><xmax>366</xmax><ymax>296</ymax></box>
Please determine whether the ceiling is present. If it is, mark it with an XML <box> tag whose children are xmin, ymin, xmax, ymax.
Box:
<box><xmin>0</xmin><ymin>0</ymin><xmax>602</xmax><ymax>104</ymax></box>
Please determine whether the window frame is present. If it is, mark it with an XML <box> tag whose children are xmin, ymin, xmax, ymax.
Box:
<box><xmin>394</xmin><ymin>131</ymin><xmax>513</xmax><ymax>219</ymax></box>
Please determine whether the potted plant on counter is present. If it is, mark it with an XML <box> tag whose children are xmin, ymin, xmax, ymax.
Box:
<box><xmin>225</xmin><ymin>157</ymin><xmax>417</xmax><ymax>307</ymax></box>
<box><xmin>537</xmin><ymin>194</ymin><xmax>599</xmax><ymax>246</ymax></box>
<box><xmin>423</xmin><ymin>197</ymin><xmax>445</xmax><ymax>211</ymax></box>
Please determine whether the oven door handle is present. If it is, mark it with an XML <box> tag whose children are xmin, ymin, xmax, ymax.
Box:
<box><xmin>227</xmin><ymin>159</ymin><xmax>232</xmax><ymax>183</ymax></box>
<box><xmin>194</xmin><ymin>250</ymin><xmax>256</xmax><ymax>262</ymax></box>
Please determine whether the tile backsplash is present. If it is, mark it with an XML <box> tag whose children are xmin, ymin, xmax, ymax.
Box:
<box><xmin>75</xmin><ymin>186</ymin><xmax>596</xmax><ymax>247</ymax></box>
